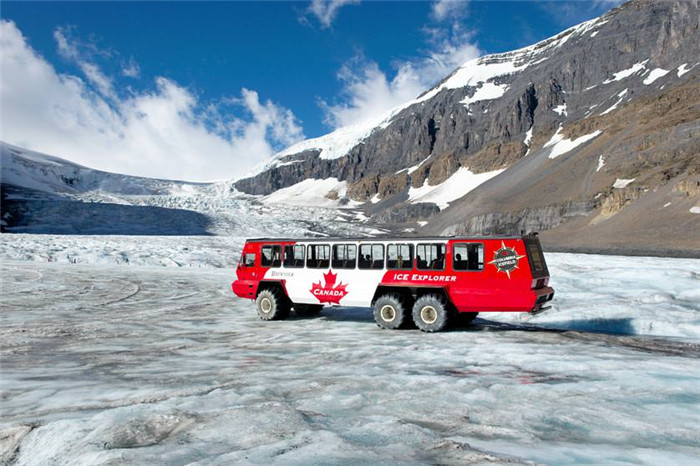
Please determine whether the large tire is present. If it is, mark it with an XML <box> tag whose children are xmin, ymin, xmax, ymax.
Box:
<box><xmin>294</xmin><ymin>303</ymin><xmax>323</xmax><ymax>317</ymax></box>
<box><xmin>373</xmin><ymin>294</ymin><xmax>408</xmax><ymax>330</ymax></box>
<box><xmin>412</xmin><ymin>295</ymin><xmax>451</xmax><ymax>332</ymax></box>
<box><xmin>256</xmin><ymin>288</ymin><xmax>290</xmax><ymax>321</ymax></box>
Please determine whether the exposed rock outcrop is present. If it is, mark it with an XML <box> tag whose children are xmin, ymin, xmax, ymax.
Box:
<box><xmin>232</xmin><ymin>1</ymin><xmax>700</xmax><ymax>253</ymax></box>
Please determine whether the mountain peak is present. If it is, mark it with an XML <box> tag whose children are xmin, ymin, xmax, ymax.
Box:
<box><xmin>234</xmin><ymin>0</ymin><xmax>699</xmax><ymax>254</ymax></box>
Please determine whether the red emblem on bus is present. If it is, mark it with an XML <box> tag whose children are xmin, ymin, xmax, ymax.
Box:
<box><xmin>310</xmin><ymin>270</ymin><xmax>348</xmax><ymax>304</ymax></box>
<box><xmin>488</xmin><ymin>241</ymin><xmax>526</xmax><ymax>278</ymax></box>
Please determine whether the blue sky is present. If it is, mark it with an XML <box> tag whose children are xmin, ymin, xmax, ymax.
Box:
<box><xmin>1</xmin><ymin>1</ymin><xmax>621</xmax><ymax>181</ymax></box>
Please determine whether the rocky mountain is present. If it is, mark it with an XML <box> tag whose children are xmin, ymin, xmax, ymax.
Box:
<box><xmin>235</xmin><ymin>0</ymin><xmax>700</xmax><ymax>256</ymax></box>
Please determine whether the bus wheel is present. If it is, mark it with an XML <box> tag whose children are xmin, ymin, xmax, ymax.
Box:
<box><xmin>295</xmin><ymin>303</ymin><xmax>323</xmax><ymax>317</ymax></box>
<box><xmin>373</xmin><ymin>294</ymin><xmax>407</xmax><ymax>330</ymax></box>
<box><xmin>256</xmin><ymin>289</ymin><xmax>290</xmax><ymax>321</ymax></box>
<box><xmin>412</xmin><ymin>295</ymin><xmax>450</xmax><ymax>332</ymax></box>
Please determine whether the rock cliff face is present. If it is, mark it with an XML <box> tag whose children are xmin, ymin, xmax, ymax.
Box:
<box><xmin>235</xmin><ymin>0</ymin><xmax>700</xmax><ymax>254</ymax></box>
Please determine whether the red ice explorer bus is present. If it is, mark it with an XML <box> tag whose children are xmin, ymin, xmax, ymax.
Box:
<box><xmin>231</xmin><ymin>233</ymin><xmax>554</xmax><ymax>332</ymax></box>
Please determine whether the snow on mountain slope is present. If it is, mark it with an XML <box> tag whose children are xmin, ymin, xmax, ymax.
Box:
<box><xmin>407</xmin><ymin>167</ymin><xmax>505</xmax><ymax>209</ymax></box>
<box><xmin>261</xmin><ymin>178</ymin><xmax>362</xmax><ymax>209</ymax></box>
<box><xmin>233</xmin><ymin>0</ymin><xmax>699</xmax><ymax>258</ymax></box>
<box><xmin>1</xmin><ymin>142</ymin><xmax>214</xmax><ymax>197</ymax></box>
<box><xmin>0</xmin><ymin>142</ymin><xmax>379</xmax><ymax>236</ymax></box>
<box><xmin>543</xmin><ymin>127</ymin><xmax>603</xmax><ymax>159</ymax></box>
<box><xmin>243</xmin><ymin>11</ymin><xmax>611</xmax><ymax>179</ymax></box>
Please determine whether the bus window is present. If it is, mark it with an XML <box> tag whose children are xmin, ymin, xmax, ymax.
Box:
<box><xmin>387</xmin><ymin>244</ymin><xmax>413</xmax><ymax>270</ymax></box>
<box><xmin>453</xmin><ymin>243</ymin><xmax>484</xmax><ymax>271</ymax></box>
<box><xmin>332</xmin><ymin>244</ymin><xmax>356</xmax><ymax>269</ymax></box>
<box><xmin>416</xmin><ymin>243</ymin><xmax>446</xmax><ymax>270</ymax></box>
<box><xmin>358</xmin><ymin>244</ymin><xmax>384</xmax><ymax>270</ymax></box>
<box><xmin>261</xmin><ymin>245</ymin><xmax>281</xmax><ymax>268</ymax></box>
<box><xmin>244</xmin><ymin>253</ymin><xmax>255</xmax><ymax>267</ymax></box>
<box><xmin>307</xmin><ymin>244</ymin><xmax>330</xmax><ymax>269</ymax></box>
<box><xmin>283</xmin><ymin>245</ymin><xmax>305</xmax><ymax>268</ymax></box>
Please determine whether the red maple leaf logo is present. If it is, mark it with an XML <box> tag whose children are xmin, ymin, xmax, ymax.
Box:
<box><xmin>310</xmin><ymin>270</ymin><xmax>348</xmax><ymax>304</ymax></box>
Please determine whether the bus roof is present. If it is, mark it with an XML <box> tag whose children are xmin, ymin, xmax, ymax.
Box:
<box><xmin>245</xmin><ymin>234</ymin><xmax>528</xmax><ymax>243</ymax></box>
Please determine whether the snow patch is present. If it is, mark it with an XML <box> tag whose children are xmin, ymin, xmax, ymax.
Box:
<box><xmin>544</xmin><ymin>127</ymin><xmax>602</xmax><ymax>159</ymax></box>
<box><xmin>460</xmin><ymin>82</ymin><xmax>509</xmax><ymax>108</ymax></box>
<box><xmin>399</xmin><ymin>155</ymin><xmax>432</xmax><ymax>176</ymax></box>
<box><xmin>425</xmin><ymin>58</ymin><xmax>524</xmax><ymax>101</ymax></box>
<box><xmin>600</xmin><ymin>89</ymin><xmax>628</xmax><ymax>115</ymax></box>
<box><xmin>262</xmin><ymin>178</ymin><xmax>360</xmax><ymax>208</ymax></box>
<box><xmin>369</xmin><ymin>193</ymin><xmax>381</xmax><ymax>204</ymax></box>
<box><xmin>596</xmin><ymin>155</ymin><xmax>605</xmax><ymax>172</ymax></box>
<box><xmin>643</xmin><ymin>68</ymin><xmax>669</xmax><ymax>85</ymax></box>
<box><xmin>354</xmin><ymin>211</ymin><xmax>369</xmax><ymax>222</ymax></box>
<box><xmin>677</xmin><ymin>63</ymin><xmax>691</xmax><ymax>77</ymax></box>
<box><xmin>407</xmin><ymin>167</ymin><xmax>504</xmax><ymax>209</ymax></box>
<box><xmin>603</xmin><ymin>60</ymin><xmax>648</xmax><ymax>84</ymax></box>
<box><xmin>416</xmin><ymin>221</ymin><xmax>428</xmax><ymax>227</ymax></box>
<box><xmin>523</xmin><ymin>128</ymin><xmax>534</xmax><ymax>155</ymax></box>
<box><xmin>613</xmin><ymin>178</ymin><xmax>635</xmax><ymax>189</ymax></box>
<box><xmin>553</xmin><ymin>104</ymin><xmax>568</xmax><ymax>116</ymax></box>
<box><xmin>690</xmin><ymin>206</ymin><xmax>700</xmax><ymax>214</ymax></box>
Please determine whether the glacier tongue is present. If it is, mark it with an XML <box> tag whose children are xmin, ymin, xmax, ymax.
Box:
<box><xmin>1</xmin><ymin>252</ymin><xmax>699</xmax><ymax>464</ymax></box>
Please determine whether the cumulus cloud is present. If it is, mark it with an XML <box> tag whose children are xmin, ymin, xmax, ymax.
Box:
<box><xmin>0</xmin><ymin>20</ymin><xmax>303</xmax><ymax>181</ymax></box>
<box><xmin>321</xmin><ymin>21</ymin><xmax>480</xmax><ymax>128</ymax></box>
<box><xmin>307</xmin><ymin>0</ymin><xmax>360</xmax><ymax>28</ymax></box>
<box><xmin>431</xmin><ymin>0</ymin><xmax>469</xmax><ymax>22</ymax></box>
<box><xmin>121</xmin><ymin>57</ymin><xmax>141</xmax><ymax>78</ymax></box>
<box><xmin>321</xmin><ymin>58</ymin><xmax>423</xmax><ymax>129</ymax></box>
<box><xmin>53</xmin><ymin>26</ymin><xmax>117</xmax><ymax>99</ymax></box>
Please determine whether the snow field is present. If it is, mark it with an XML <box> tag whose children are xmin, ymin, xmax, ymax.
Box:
<box><xmin>1</xmin><ymin>258</ymin><xmax>699</xmax><ymax>464</ymax></box>
<box><xmin>406</xmin><ymin>168</ymin><xmax>505</xmax><ymax>210</ymax></box>
<box><xmin>643</xmin><ymin>68</ymin><xmax>669</xmax><ymax>85</ymax></box>
<box><xmin>544</xmin><ymin>126</ymin><xmax>603</xmax><ymax>159</ymax></box>
<box><xmin>261</xmin><ymin>178</ymin><xmax>361</xmax><ymax>209</ymax></box>
<box><xmin>603</xmin><ymin>60</ymin><xmax>649</xmax><ymax>84</ymax></box>
<box><xmin>1</xmin><ymin>235</ymin><xmax>698</xmax><ymax>340</ymax></box>
<box><xmin>613</xmin><ymin>178</ymin><xmax>635</xmax><ymax>189</ymax></box>
<box><xmin>489</xmin><ymin>253</ymin><xmax>700</xmax><ymax>340</ymax></box>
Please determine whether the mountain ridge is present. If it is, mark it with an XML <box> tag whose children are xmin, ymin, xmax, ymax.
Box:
<box><xmin>234</xmin><ymin>0</ymin><xmax>700</xmax><ymax>254</ymax></box>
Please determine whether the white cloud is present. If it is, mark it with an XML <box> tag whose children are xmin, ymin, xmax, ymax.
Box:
<box><xmin>79</xmin><ymin>62</ymin><xmax>117</xmax><ymax>99</ymax></box>
<box><xmin>53</xmin><ymin>26</ymin><xmax>116</xmax><ymax>99</ymax></box>
<box><xmin>431</xmin><ymin>0</ymin><xmax>469</xmax><ymax>22</ymax></box>
<box><xmin>0</xmin><ymin>20</ymin><xmax>303</xmax><ymax>182</ymax></box>
<box><xmin>321</xmin><ymin>23</ymin><xmax>480</xmax><ymax>128</ymax></box>
<box><xmin>54</xmin><ymin>26</ymin><xmax>81</xmax><ymax>60</ymax></box>
<box><xmin>321</xmin><ymin>58</ymin><xmax>424</xmax><ymax>128</ymax></box>
<box><xmin>307</xmin><ymin>0</ymin><xmax>360</xmax><ymax>28</ymax></box>
<box><xmin>121</xmin><ymin>57</ymin><xmax>141</xmax><ymax>78</ymax></box>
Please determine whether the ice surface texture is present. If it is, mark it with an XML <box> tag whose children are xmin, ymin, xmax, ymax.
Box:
<box><xmin>1</xmin><ymin>253</ymin><xmax>699</xmax><ymax>464</ymax></box>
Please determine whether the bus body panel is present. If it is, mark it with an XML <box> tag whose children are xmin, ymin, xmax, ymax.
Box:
<box><xmin>266</xmin><ymin>267</ymin><xmax>385</xmax><ymax>307</ymax></box>
<box><xmin>232</xmin><ymin>235</ymin><xmax>554</xmax><ymax>314</ymax></box>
